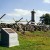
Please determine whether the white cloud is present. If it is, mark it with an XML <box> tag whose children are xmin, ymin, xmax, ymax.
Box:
<box><xmin>35</xmin><ymin>10</ymin><xmax>50</xmax><ymax>17</ymax></box>
<box><xmin>7</xmin><ymin>9</ymin><xmax>31</xmax><ymax>17</ymax></box>
<box><xmin>7</xmin><ymin>9</ymin><xmax>50</xmax><ymax>23</ymax></box>
<box><xmin>43</xmin><ymin>0</ymin><xmax>50</xmax><ymax>3</ymax></box>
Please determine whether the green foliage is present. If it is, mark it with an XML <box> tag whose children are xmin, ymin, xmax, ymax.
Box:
<box><xmin>0</xmin><ymin>31</ymin><xmax>50</xmax><ymax>50</ymax></box>
<box><xmin>40</xmin><ymin>13</ymin><xmax>50</xmax><ymax>25</ymax></box>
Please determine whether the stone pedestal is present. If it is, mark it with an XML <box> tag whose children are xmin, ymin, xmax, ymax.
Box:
<box><xmin>1</xmin><ymin>28</ymin><xmax>19</xmax><ymax>47</ymax></box>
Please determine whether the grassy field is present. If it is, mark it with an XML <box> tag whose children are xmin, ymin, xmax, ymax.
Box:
<box><xmin>0</xmin><ymin>31</ymin><xmax>50</xmax><ymax>50</ymax></box>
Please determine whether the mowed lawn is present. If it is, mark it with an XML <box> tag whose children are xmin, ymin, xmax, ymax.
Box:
<box><xmin>0</xmin><ymin>31</ymin><xmax>50</xmax><ymax>50</ymax></box>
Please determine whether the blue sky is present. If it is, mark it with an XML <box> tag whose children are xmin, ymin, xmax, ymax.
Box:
<box><xmin>0</xmin><ymin>0</ymin><xmax>50</xmax><ymax>23</ymax></box>
<box><xmin>0</xmin><ymin>0</ymin><xmax>50</xmax><ymax>11</ymax></box>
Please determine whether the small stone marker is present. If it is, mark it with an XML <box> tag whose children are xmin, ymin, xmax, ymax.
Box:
<box><xmin>1</xmin><ymin>28</ymin><xmax>19</xmax><ymax>47</ymax></box>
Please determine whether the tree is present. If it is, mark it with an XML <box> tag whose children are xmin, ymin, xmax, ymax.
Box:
<box><xmin>40</xmin><ymin>13</ymin><xmax>50</xmax><ymax>25</ymax></box>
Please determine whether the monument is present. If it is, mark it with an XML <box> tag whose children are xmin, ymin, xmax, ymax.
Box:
<box><xmin>31</xmin><ymin>9</ymin><xmax>35</xmax><ymax>24</ymax></box>
<box><xmin>1</xmin><ymin>28</ymin><xmax>19</xmax><ymax>47</ymax></box>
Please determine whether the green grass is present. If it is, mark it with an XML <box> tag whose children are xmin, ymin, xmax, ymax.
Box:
<box><xmin>0</xmin><ymin>31</ymin><xmax>50</xmax><ymax>50</ymax></box>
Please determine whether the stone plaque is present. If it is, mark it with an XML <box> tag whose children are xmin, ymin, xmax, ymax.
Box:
<box><xmin>1</xmin><ymin>28</ymin><xmax>19</xmax><ymax>47</ymax></box>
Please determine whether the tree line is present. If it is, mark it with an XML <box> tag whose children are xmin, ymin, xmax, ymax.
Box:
<box><xmin>40</xmin><ymin>13</ymin><xmax>50</xmax><ymax>25</ymax></box>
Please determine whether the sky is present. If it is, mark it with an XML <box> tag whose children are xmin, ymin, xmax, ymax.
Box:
<box><xmin>0</xmin><ymin>0</ymin><xmax>50</xmax><ymax>23</ymax></box>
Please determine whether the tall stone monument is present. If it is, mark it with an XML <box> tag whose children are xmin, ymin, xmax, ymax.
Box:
<box><xmin>31</xmin><ymin>9</ymin><xmax>35</xmax><ymax>24</ymax></box>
